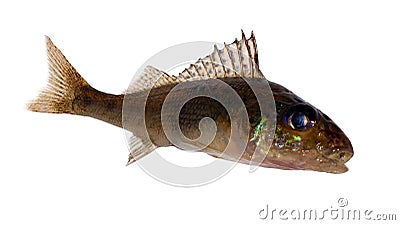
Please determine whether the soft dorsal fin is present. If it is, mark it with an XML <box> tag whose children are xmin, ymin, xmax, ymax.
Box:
<box><xmin>125</xmin><ymin>66</ymin><xmax>179</xmax><ymax>93</ymax></box>
<box><xmin>126</xmin><ymin>31</ymin><xmax>263</xmax><ymax>94</ymax></box>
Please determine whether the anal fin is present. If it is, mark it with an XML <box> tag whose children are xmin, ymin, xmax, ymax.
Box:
<box><xmin>126</xmin><ymin>133</ymin><xmax>157</xmax><ymax>165</ymax></box>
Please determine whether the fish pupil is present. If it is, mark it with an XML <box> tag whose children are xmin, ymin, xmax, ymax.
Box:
<box><xmin>290</xmin><ymin>112</ymin><xmax>309</xmax><ymax>129</ymax></box>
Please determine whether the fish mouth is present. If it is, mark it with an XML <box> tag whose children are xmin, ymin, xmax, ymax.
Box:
<box><xmin>261</xmin><ymin>144</ymin><xmax>354</xmax><ymax>174</ymax></box>
<box><xmin>323</xmin><ymin>146</ymin><xmax>353</xmax><ymax>163</ymax></box>
<box><xmin>265</xmin><ymin>157</ymin><xmax>350</xmax><ymax>174</ymax></box>
<box><xmin>309</xmin><ymin>145</ymin><xmax>353</xmax><ymax>173</ymax></box>
<box><xmin>311</xmin><ymin>144</ymin><xmax>353</xmax><ymax>173</ymax></box>
<box><xmin>315</xmin><ymin>128</ymin><xmax>354</xmax><ymax>173</ymax></box>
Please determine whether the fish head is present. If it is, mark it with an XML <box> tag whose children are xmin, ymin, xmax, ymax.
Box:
<box><xmin>253</xmin><ymin>82</ymin><xmax>353</xmax><ymax>173</ymax></box>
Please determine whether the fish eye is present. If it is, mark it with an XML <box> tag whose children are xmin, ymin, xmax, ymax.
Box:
<box><xmin>284</xmin><ymin>104</ymin><xmax>317</xmax><ymax>130</ymax></box>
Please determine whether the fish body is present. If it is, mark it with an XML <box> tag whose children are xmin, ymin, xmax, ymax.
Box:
<box><xmin>28</xmin><ymin>32</ymin><xmax>353</xmax><ymax>173</ymax></box>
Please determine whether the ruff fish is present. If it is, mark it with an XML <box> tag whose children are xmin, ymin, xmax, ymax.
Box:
<box><xmin>27</xmin><ymin>32</ymin><xmax>353</xmax><ymax>173</ymax></box>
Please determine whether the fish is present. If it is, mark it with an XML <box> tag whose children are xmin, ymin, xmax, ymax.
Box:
<box><xmin>27</xmin><ymin>31</ymin><xmax>353</xmax><ymax>174</ymax></box>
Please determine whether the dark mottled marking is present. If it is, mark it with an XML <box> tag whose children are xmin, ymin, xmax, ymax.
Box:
<box><xmin>107</xmin><ymin>101</ymin><xmax>116</xmax><ymax>110</ymax></box>
<box><xmin>83</xmin><ymin>96</ymin><xmax>91</xmax><ymax>106</ymax></box>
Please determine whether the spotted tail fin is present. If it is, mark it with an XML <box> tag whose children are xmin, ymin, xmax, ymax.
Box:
<box><xmin>27</xmin><ymin>36</ymin><xmax>90</xmax><ymax>114</ymax></box>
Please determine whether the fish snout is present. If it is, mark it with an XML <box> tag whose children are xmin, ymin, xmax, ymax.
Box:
<box><xmin>326</xmin><ymin>140</ymin><xmax>353</xmax><ymax>163</ymax></box>
<box><xmin>318</xmin><ymin>122</ymin><xmax>353</xmax><ymax>163</ymax></box>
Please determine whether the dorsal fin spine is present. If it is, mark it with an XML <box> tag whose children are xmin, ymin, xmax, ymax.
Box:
<box><xmin>234</xmin><ymin>38</ymin><xmax>243</xmax><ymax>75</ymax></box>
<box><xmin>216</xmin><ymin>47</ymin><xmax>227</xmax><ymax>78</ymax></box>
<box><xmin>208</xmin><ymin>51</ymin><xmax>217</xmax><ymax>78</ymax></box>
<box><xmin>251</xmin><ymin>31</ymin><xmax>259</xmax><ymax>66</ymax></box>
<box><xmin>193</xmin><ymin>63</ymin><xmax>201</xmax><ymax>77</ymax></box>
<box><xmin>200</xmin><ymin>59</ymin><xmax>210</xmax><ymax>78</ymax></box>
<box><xmin>243</xmin><ymin>33</ymin><xmax>254</xmax><ymax>78</ymax></box>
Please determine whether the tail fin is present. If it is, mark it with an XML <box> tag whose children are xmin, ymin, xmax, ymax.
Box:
<box><xmin>27</xmin><ymin>36</ymin><xmax>90</xmax><ymax>114</ymax></box>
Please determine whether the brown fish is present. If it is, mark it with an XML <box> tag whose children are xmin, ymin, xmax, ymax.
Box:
<box><xmin>27</xmin><ymin>32</ymin><xmax>353</xmax><ymax>173</ymax></box>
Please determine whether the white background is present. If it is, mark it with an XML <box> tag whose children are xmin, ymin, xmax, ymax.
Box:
<box><xmin>1</xmin><ymin>0</ymin><xmax>399</xmax><ymax>224</ymax></box>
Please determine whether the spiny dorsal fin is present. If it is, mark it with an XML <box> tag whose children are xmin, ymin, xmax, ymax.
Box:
<box><xmin>178</xmin><ymin>30</ymin><xmax>262</xmax><ymax>80</ymax></box>
<box><xmin>126</xmin><ymin>31</ymin><xmax>263</xmax><ymax>94</ymax></box>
